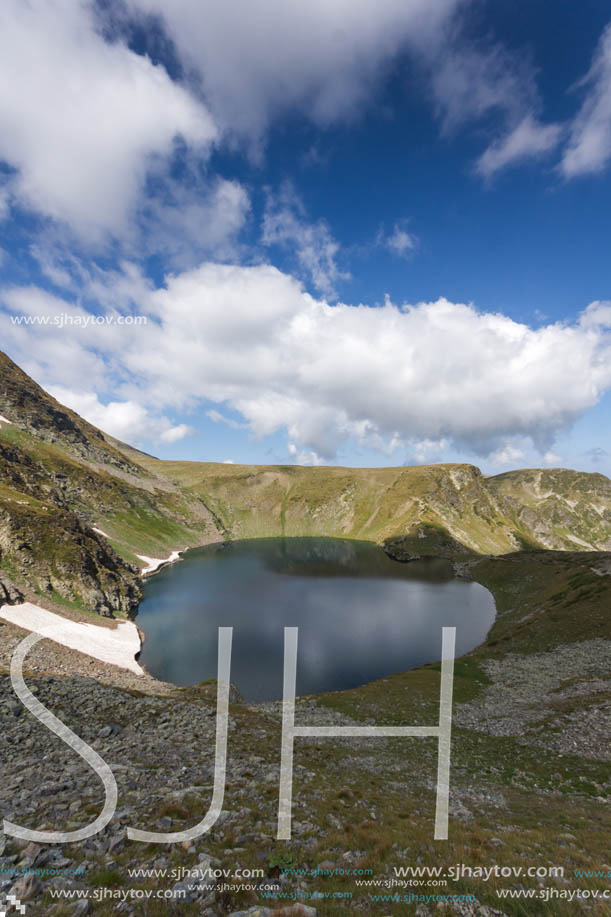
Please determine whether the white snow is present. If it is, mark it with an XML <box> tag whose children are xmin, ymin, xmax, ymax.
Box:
<box><xmin>0</xmin><ymin>603</ymin><xmax>143</xmax><ymax>674</ymax></box>
<box><xmin>92</xmin><ymin>526</ymin><xmax>110</xmax><ymax>538</ymax></box>
<box><xmin>137</xmin><ymin>550</ymin><xmax>182</xmax><ymax>575</ymax></box>
<box><xmin>0</xmin><ymin>414</ymin><xmax>13</xmax><ymax>426</ymax></box>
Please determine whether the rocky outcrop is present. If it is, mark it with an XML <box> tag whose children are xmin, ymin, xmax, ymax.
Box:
<box><xmin>0</xmin><ymin>500</ymin><xmax>141</xmax><ymax>617</ymax></box>
<box><xmin>383</xmin><ymin>523</ymin><xmax>475</xmax><ymax>562</ymax></box>
<box><xmin>0</xmin><ymin>571</ymin><xmax>23</xmax><ymax>605</ymax></box>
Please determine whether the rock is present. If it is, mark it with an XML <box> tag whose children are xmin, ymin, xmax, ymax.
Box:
<box><xmin>276</xmin><ymin>908</ymin><xmax>317</xmax><ymax>917</ymax></box>
<box><xmin>10</xmin><ymin>872</ymin><xmax>43</xmax><ymax>901</ymax></box>
<box><xmin>0</xmin><ymin>573</ymin><xmax>24</xmax><ymax>606</ymax></box>
<box><xmin>70</xmin><ymin>902</ymin><xmax>91</xmax><ymax>916</ymax></box>
<box><xmin>170</xmin><ymin>880</ymin><xmax>197</xmax><ymax>903</ymax></box>
<box><xmin>229</xmin><ymin>910</ymin><xmax>274</xmax><ymax>917</ymax></box>
<box><xmin>18</xmin><ymin>842</ymin><xmax>43</xmax><ymax>868</ymax></box>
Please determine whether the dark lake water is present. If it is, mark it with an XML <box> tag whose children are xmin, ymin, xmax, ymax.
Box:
<box><xmin>137</xmin><ymin>538</ymin><xmax>496</xmax><ymax>701</ymax></box>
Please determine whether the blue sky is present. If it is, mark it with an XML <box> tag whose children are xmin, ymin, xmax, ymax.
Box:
<box><xmin>1</xmin><ymin>0</ymin><xmax>611</xmax><ymax>474</ymax></box>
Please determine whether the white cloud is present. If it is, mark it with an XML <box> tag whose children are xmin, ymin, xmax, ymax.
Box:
<box><xmin>5</xmin><ymin>265</ymin><xmax>611</xmax><ymax>463</ymax></box>
<box><xmin>47</xmin><ymin>387</ymin><xmax>193</xmax><ymax>445</ymax></box>
<box><xmin>431</xmin><ymin>39</ymin><xmax>561</xmax><ymax>178</ymax></box>
<box><xmin>543</xmin><ymin>451</ymin><xmax>562</xmax><ymax>465</ymax></box>
<box><xmin>379</xmin><ymin>222</ymin><xmax>419</xmax><ymax>257</ymax></box>
<box><xmin>404</xmin><ymin>438</ymin><xmax>448</xmax><ymax>464</ymax></box>
<box><xmin>206</xmin><ymin>409</ymin><xmax>246</xmax><ymax>429</ymax></box>
<box><xmin>128</xmin><ymin>0</ymin><xmax>462</xmax><ymax>142</ymax></box>
<box><xmin>490</xmin><ymin>443</ymin><xmax>526</xmax><ymax>466</ymax></box>
<box><xmin>262</xmin><ymin>185</ymin><xmax>348</xmax><ymax>297</ymax></box>
<box><xmin>139</xmin><ymin>174</ymin><xmax>250</xmax><ymax>268</ymax></box>
<box><xmin>288</xmin><ymin>442</ymin><xmax>324</xmax><ymax>466</ymax></box>
<box><xmin>48</xmin><ymin>389</ymin><xmax>151</xmax><ymax>441</ymax></box>
<box><xmin>561</xmin><ymin>21</ymin><xmax>611</xmax><ymax>178</ymax></box>
<box><xmin>0</xmin><ymin>0</ymin><xmax>568</xmax><ymax>253</ymax></box>
<box><xmin>159</xmin><ymin>423</ymin><xmax>196</xmax><ymax>443</ymax></box>
<box><xmin>0</xmin><ymin>0</ymin><xmax>215</xmax><ymax>240</ymax></box>
<box><xmin>476</xmin><ymin>115</ymin><xmax>562</xmax><ymax>178</ymax></box>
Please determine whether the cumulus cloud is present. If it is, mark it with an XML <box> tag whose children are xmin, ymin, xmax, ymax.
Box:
<box><xmin>561</xmin><ymin>21</ymin><xmax>611</xmax><ymax>178</ymax></box>
<box><xmin>476</xmin><ymin>115</ymin><xmax>563</xmax><ymax>178</ymax></box>
<box><xmin>4</xmin><ymin>265</ymin><xmax>611</xmax><ymax>463</ymax></box>
<box><xmin>262</xmin><ymin>185</ymin><xmax>348</xmax><ymax>297</ymax></box>
<box><xmin>0</xmin><ymin>0</ymin><xmax>215</xmax><ymax>240</ymax></box>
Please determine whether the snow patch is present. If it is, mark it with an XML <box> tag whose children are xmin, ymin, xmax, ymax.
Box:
<box><xmin>0</xmin><ymin>414</ymin><xmax>13</xmax><ymax>426</ymax></box>
<box><xmin>0</xmin><ymin>603</ymin><xmax>143</xmax><ymax>674</ymax></box>
<box><xmin>137</xmin><ymin>550</ymin><xmax>182</xmax><ymax>575</ymax></box>
<box><xmin>92</xmin><ymin>526</ymin><xmax>110</xmax><ymax>538</ymax></box>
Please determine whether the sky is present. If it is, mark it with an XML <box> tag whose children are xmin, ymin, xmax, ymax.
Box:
<box><xmin>1</xmin><ymin>0</ymin><xmax>611</xmax><ymax>474</ymax></box>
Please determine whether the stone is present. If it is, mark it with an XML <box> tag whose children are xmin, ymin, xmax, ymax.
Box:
<box><xmin>10</xmin><ymin>872</ymin><xmax>43</xmax><ymax>901</ymax></box>
<box><xmin>70</xmin><ymin>902</ymin><xmax>91</xmax><ymax>916</ymax></box>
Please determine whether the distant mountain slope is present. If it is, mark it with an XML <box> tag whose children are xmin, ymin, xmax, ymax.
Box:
<box><xmin>131</xmin><ymin>455</ymin><xmax>611</xmax><ymax>555</ymax></box>
<box><xmin>2</xmin><ymin>350</ymin><xmax>611</xmax><ymax>618</ymax></box>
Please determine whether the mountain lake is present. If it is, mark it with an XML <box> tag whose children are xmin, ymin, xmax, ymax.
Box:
<box><xmin>137</xmin><ymin>537</ymin><xmax>496</xmax><ymax>701</ymax></box>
